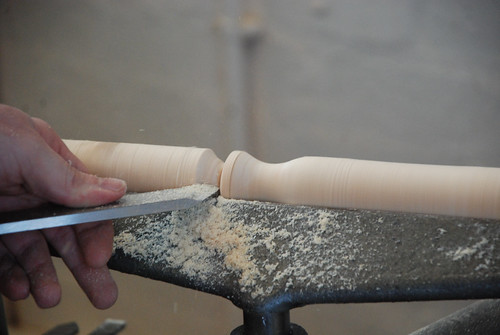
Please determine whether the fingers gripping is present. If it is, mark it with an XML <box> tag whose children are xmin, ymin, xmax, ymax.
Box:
<box><xmin>0</xmin><ymin>107</ymin><xmax>121</xmax><ymax>310</ymax></box>
<box><xmin>0</xmin><ymin>241</ymin><xmax>30</xmax><ymax>301</ymax></box>
<box><xmin>73</xmin><ymin>221</ymin><xmax>115</xmax><ymax>268</ymax></box>
<box><xmin>43</xmin><ymin>225</ymin><xmax>118</xmax><ymax>309</ymax></box>
<box><xmin>0</xmin><ymin>225</ymin><xmax>118</xmax><ymax>310</ymax></box>
<box><xmin>0</xmin><ymin>231</ymin><xmax>61</xmax><ymax>308</ymax></box>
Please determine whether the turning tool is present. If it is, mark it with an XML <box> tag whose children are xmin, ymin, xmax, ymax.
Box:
<box><xmin>0</xmin><ymin>185</ymin><xmax>218</xmax><ymax>235</ymax></box>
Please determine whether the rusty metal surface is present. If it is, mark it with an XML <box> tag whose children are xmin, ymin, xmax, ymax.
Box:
<box><xmin>109</xmin><ymin>195</ymin><xmax>500</xmax><ymax>313</ymax></box>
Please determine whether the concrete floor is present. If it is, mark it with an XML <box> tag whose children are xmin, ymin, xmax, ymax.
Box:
<box><xmin>1</xmin><ymin>0</ymin><xmax>499</xmax><ymax>334</ymax></box>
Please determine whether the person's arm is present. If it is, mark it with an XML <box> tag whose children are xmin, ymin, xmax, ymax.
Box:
<box><xmin>0</xmin><ymin>104</ymin><xmax>126</xmax><ymax>309</ymax></box>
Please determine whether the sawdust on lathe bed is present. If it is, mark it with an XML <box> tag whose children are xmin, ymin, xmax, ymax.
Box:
<box><xmin>113</xmin><ymin>188</ymin><xmax>362</xmax><ymax>299</ymax></box>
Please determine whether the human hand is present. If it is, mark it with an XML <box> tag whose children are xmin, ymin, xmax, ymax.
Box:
<box><xmin>0</xmin><ymin>104</ymin><xmax>127</xmax><ymax>309</ymax></box>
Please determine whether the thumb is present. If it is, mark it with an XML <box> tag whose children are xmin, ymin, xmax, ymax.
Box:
<box><xmin>24</xmin><ymin>143</ymin><xmax>127</xmax><ymax>207</ymax></box>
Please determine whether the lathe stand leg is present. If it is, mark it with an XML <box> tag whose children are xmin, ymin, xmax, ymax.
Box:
<box><xmin>230</xmin><ymin>310</ymin><xmax>307</xmax><ymax>335</ymax></box>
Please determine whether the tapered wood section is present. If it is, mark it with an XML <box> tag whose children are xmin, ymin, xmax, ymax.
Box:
<box><xmin>220</xmin><ymin>151</ymin><xmax>500</xmax><ymax>219</ymax></box>
<box><xmin>64</xmin><ymin>140</ymin><xmax>223</xmax><ymax>192</ymax></box>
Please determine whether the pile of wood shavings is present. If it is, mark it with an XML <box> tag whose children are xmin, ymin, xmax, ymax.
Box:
<box><xmin>114</xmin><ymin>195</ymin><xmax>364</xmax><ymax>299</ymax></box>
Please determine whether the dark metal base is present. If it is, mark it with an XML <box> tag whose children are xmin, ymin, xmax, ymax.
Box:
<box><xmin>230</xmin><ymin>311</ymin><xmax>307</xmax><ymax>335</ymax></box>
<box><xmin>231</xmin><ymin>324</ymin><xmax>307</xmax><ymax>335</ymax></box>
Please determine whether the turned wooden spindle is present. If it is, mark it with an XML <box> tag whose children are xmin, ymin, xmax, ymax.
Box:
<box><xmin>220</xmin><ymin>151</ymin><xmax>500</xmax><ymax>219</ymax></box>
<box><xmin>63</xmin><ymin>140</ymin><xmax>223</xmax><ymax>193</ymax></box>
<box><xmin>64</xmin><ymin>140</ymin><xmax>500</xmax><ymax>219</ymax></box>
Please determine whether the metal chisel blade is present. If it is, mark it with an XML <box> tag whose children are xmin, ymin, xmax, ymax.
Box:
<box><xmin>0</xmin><ymin>185</ymin><xmax>219</xmax><ymax>235</ymax></box>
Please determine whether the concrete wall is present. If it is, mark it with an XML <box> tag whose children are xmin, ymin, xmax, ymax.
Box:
<box><xmin>1</xmin><ymin>0</ymin><xmax>499</xmax><ymax>334</ymax></box>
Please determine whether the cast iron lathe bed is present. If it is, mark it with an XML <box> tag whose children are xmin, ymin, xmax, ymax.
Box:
<box><xmin>109</xmin><ymin>186</ymin><xmax>500</xmax><ymax>334</ymax></box>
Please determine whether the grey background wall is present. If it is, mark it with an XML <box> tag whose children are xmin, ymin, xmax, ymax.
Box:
<box><xmin>1</xmin><ymin>0</ymin><xmax>499</xmax><ymax>334</ymax></box>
